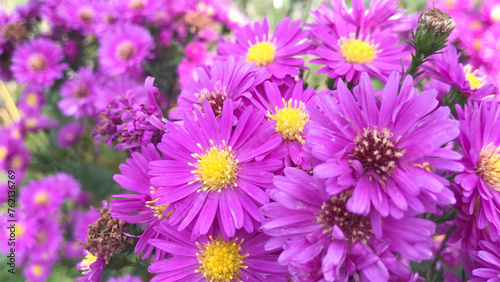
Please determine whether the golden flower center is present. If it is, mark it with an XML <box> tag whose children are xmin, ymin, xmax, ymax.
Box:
<box><xmin>116</xmin><ymin>41</ymin><xmax>137</xmax><ymax>61</ymax></box>
<box><xmin>0</xmin><ymin>147</ymin><xmax>7</xmax><ymax>161</ymax></box>
<box><xmin>80</xmin><ymin>251</ymin><xmax>97</xmax><ymax>273</ymax></box>
<box><xmin>190</xmin><ymin>141</ymin><xmax>238</xmax><ymax>192</ymax></box>
<box><xmin>129</xmin><ymin>0</ymin><xmax>146</xmax><ymax>11</ymax></box>
<box><xmin>32</xmin><ymin>265</ymin><xmax>43</xmax><ymax>276</ymax></box>
<box><xmin>24</xmin><ymin>118</ymin><xmax>38</xmax><ymax>129</ymax></box>
<box><xmin>28</xmin><ymin>54</ymin><xmax>48</xmax><ymax>72</ymax></box>
<box><xmin>246</xmin><ymin>42</ymin><xmax>276</xmax><ymax>66</ymax></box>
<box><xmin>15</xmin><ymin>223</ymin><xmax>25</xmax><ymax>238</ymax></box>
<box><xmin>317</xmin><ymin>191</ymin><xmax>373</xmax><ymax>243</ymax></box>
<box><xmin>78</xmin><ymin>7</ymin><xmax>95</xmax><ymax>25</ymax></box>
<box><xmin>340</xmin><ymin>34</ymin><xmax>379</xmax><ymax>64</ymax></box>
<box><xmin>34</xmin><ymin>191</ymin><xmax>50</xmax><ymax>205</ymax></box>
<box><xmin>146</xmin><ymin>187</ymin><xmax>173</xmax><ymax>219</ymax></box>
<box><xmin>351</xmin><ymin>127</ymin><xmax>405</xmax><ymax>176</ymax></box>
<box><xmin>11</xmin><ymin>155</ymin><xmax>23</xmax><ymax>170</ymax></box>
<box><xmin>491</xmin><ymin>5</ymin><xmax>500</xmax><ymax>23</ymax></box>
<box><xmin>477</xmin><ymin>144</ymin><xmax>500</xmax><ymax>191</ymax></box>
<box><xmin>196</xmin><ymin>236</ymin><xmax>249</xmax><ymax>282</ymax></box>
<box><xmin>27</xmin><ymin>93</ymin><xmax>37</xmax><ymax>106</ymax></box>
<box><xmin>267</xmin><ymin>99</ymin><xmax>309</xmax><ymax>144</ymax></box>
<box><xmin>464</xmin><ymin>65</ymin><xmax>486</xmax><ymax>90</ymax></box>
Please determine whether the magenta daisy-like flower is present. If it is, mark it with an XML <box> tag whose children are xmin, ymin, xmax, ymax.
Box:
<box><xmin>10</xmin><ymin>37</ymin><xmax>67</xmax><ymax>88</ymax></box>
<box><xmin>23</xmin><ymin>262</ymin><xmax>52</xmax><ymax>282</ymax></box>
<box><xmin>150</xmin><ymin>100</ymin><xmax>283</xmax><ymax>238</ymax></box>
<box><xmin>307</xmin><ymin>72</ymin><xmax>462</xmax><ymax>218</ymax></box>
<box><xmin>309</xmin><ymin>9</ymin><xmax>408</xmax><ymax>83</ymax></box>
<box><xmin>217</xmin><ymin>17</ymin><xmax>310</xmax><ymax>80</ymax></box>
<box><xmin>76</xmin><ymin>251</ymin><xmax>106</xmax><ymax>282</ymax></box>
<box><xmin>57</xmin><ymin>122</ymin><xmax>86</xmax><ymax>148</ymax></box>
<box><xmin>29</xmin><ymin>218</ymin><xmax>63</xmax><ymax>262</ymax></box>
<box><xmin>148</xmin><ymin>223</ymin><xmax>287</xmax><ymax>282</ymax></box>
<box><xmin>58</xmin><ymin>67</ymin><xmax>100</xmax><ymax>118</ymax></box>
<box><xmin>19</xmin><ymin>178</ymin><xmax>64</xmax><ymax>217</ymax></box>
<box><xmin>0</xmin><ymin>213</ymin><xmax>37</xmax><ymax>265</ymax></box>
<box><xmin>58</xmin><ymin>0</ymin><xmax>100</xmax><ymax>34</ymax></box>
<box><xmin>98</xmin><ymin>24</ymin><xmax>153</xmax><ymax>76</ymax></box>
<box><xmin>110</xmin><ymin>144</ymin><xmax>173</xmax><ymax>262</ymax></box>
<box><xmin>469</xmin><ymin>240</ymin><xmax>500</xmax><ymax>281</ymax></box>
<box><xmin>18</xmin><ymin>87</ymin><xmax>44</xmax><ymax>114</ymax></box>
<box><xmin>262</xmin><ymin>167</ymin><xmax>433</xmax><ymax>281</ymax></box>
<box><xmin>252</xmin><ymin>79</ymin><xmax>316</xmax><ymax>169</ymax></box>
<box><xmin>425</xmin><ymin>45</ymin><xmax>496</xmax><ymax>101</ymax></box>
<box><xmin>170</xmin><ymin>56</ymin><xmax>264</xmax><ymax>121</ymax></box>
<box><xmin>454</xmin><ymin>102</ymin><xmax>500</xmax><ymax>245</ymax></box>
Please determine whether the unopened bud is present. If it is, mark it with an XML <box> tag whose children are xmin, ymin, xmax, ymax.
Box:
<box><xmin>418</xmin><ymin>8</ymin><xmax>456</xmax><ymax>37</ymax></box>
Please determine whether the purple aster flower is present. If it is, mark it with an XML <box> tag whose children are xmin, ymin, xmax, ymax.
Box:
<box><xmin>217</xmin><ymin>17</ymin><xmax>310</xmax><ymax>80</ymax></box>
<box><xmin>57</xmin><ymin>122</ymin><xmax>86</xmax><ymax>148</ymax></box>
<box><xmin>307</xmin><ymin>72</ymin><xmax>462</xmax><ymax>218</ymax></box>
<box><xmin>150</xmin><ymin>99</ymin><xmax>283</xmax><ymax>238</ymax></box>
<box><xmin>23</xmin><ymin>262</ymin><xmax>51</xmax><ymax>282</ymax></box>
<box><xmin>111</xmin><ymin>0</ymin><xmax>157</xmax><ymax>22</ymax></box>
<box><xmin>469</xmin><ymin>240</ymin><xmax>500</xmax><ymax>281</ymax></box>
<box><xmin>262</xmin><ymin>167</ymin><xmax>432</xmax><ymax>281</ymax></box>
<box><xmin>481</xmin><ymin>0</ymin><xmax>500</xmax><ymax>24</ymax></box>
<box><xmin>93</xmin><ymin>77</ymin><xmax>167</xmax><ymax>152</ymax></box>
<box><xmin>19</xmin><ymin>112</ymin><xmax>58</xmax><ymax>133</ymax></box>
<box><xmin>0</xmin><ymin>213</ymin><xmax>37</xmax><ymax>265</ymax></box>
<box><xmin>20</xmin><ymin>178</ymin><xmax>64</xmax><ymax>217</ymax></box>
<box><xmin>309</xmin><ymin>9</ymin><xmax>409</xmax><ymax>83</ymax></box>
<box><xmin>58</xmin><ymin>0</ymin><xmax>100</xmax><ymax>34</ymax></box>
<box><xmin>148</xmin><ymin>224</ymin><xmax>288</xmax><ymax>281</ymax></box>
<box><xmin>110</xmin><ymin>144</ymin><xmax>172</xmax><ymax>262</ymax></box>
<box><xmin>252</xmin><ymin>79</ymin><xmax>316</xmax><ymax>169</ymax></box>
<box><xmin>76</xmin><ymin>252</ymin><xmax>106</xmax><ymax>282</ymax></box>
<box><xmin>170</xmin><ymin>56</ymin><xmax>264</xmax><ymax>120</ymax></box>
<box><xmin>29</xmin><ymin>218</ymin><xmax>63</xmax><ymax>263</ymax></box>
<box><xmin>98</xmin><ymin>24</ymin><xmax>153</xmax><ymax>76</ymax></box>
<box><xmin>10</xmin><ymin>38</ymin><xmax>67</xmax><ymax>88</ymax></box>
<box><xmin>454</xmin><ymin>102</ymin><xmax>500</xmax><ymax>246</ymax></box>
<box><xmin>48</xmin><ymin>172</ymin><xmax>82</xmax><ymax>202</ymax></box>
<box><xmin>58</xmin><ymin>67</ymin><xmax>100</xmax><ymax>118</ymax></box>
<box><xmin>0</xmin><ymin>133</ymin><xmax>30</xmax><ymax>181</ymax></box>
<box><xmin>425</xmin><ymin>45</ymin><xmax>496</xmax><ymax>101</ymax></box>
<box><xmin>107</xmin><ymin>274</ymin><xmax>142</xmax><ymax>282</ymax></box>
<box><xmin>18</xmin><ymin>87</ymin><xmax>45</xmax><ymax>114</ymax></box>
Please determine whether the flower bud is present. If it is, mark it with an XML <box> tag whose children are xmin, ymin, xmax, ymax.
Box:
<box><xmin>418</xmin><ymin>8</ymin><xmax>456</xmax><ymax>38</ymax></box>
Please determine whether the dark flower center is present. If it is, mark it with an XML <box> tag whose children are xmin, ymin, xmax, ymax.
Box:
<box><xmin>184</xmin><ymin>12</ymin><xmax>213</xmax><ymax>33</ymax></box>
<box><xmin>28</xmin><ymin>54</ymin><xmax>48</xmax><ymax>72</ymax></box>
<box><xmin>78</xmin><ymin>7</ymin><xmax>95</xmax><ymax>25</ymax></box>
<box><xmin>116</xmin><ymin>41</ymin><xmax>137</xmax><ymax>61</ymax></box>
<box><xmin>3</xmin><ymin>22</ymin><xmax>28</xmax><ymax>42</ymax></box>
<box><xmin>195</xmin><ymin>84</ymin><xmax>228</xmax><ymax>118</ymax></box>
<box><xmin>317</xmin><ymin>191</ymin><xmax>373</xmax><ymax>243</ymax></box>
<box><xmin>74</xmin><ymin>85</ymin><xmax>90</xmax><ymax>98</ymax></box>
<box><xmin>351</xmin><ymin>127</ymin><xmax>405</xmax><ymax>176</ymax></box>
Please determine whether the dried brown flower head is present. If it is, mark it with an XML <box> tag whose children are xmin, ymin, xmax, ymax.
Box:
<box><xmin>418</xmin><ymin>8</ymin><xmax>456</xmax><ymax>37</ymax></box>
<box><xmin>83</xmin><ymin>208</ymin><xmax>134</xmax><ymax>264</ymax></box>
<box><xmin>3</xmin><ymin>22</ymin><xmax>28</xmax><ymax>42</ymax></box>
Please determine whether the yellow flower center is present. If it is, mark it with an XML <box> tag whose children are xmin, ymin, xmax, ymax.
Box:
<box><xmin>129</xmin><ymin>0</ymin><xmax>146</xmax><ymax>11</ymax></box>
<box><xmin>190</xmin><ymin>140</ymin><xmax>238</xmax><ymax>192</ymax></box>
<box><xmin>11</xmin><ymin>155</ymin><xmax>23</xmax><ymax>169</ymax></box>
<box><xmin>80</xmin><ymin>251</ymin><xmax>98</xmax><ymax>273</ymax></box>
<box><xmin>491</xmin><ymin>5</ymin><xmax>500</xmax><ymax>23</ymax></box>
<box><xmin>27</xmin><ymin>93</ymin><xmax>37</xmax><ymax>106</ymax></box>
<box><xmin>35</xmin><ymin>192</ymin><xmax>50</xmax><ymax>206</ymax></box>
<box><xmin>146</xmin><ymin>187</ymin><xmax>173</xmax><ymax>219</ymax></box>
<box><xmin>473</xmin><ymin>38</ymin><xmax>482</xmax><ymax>52</ymax></box>
<box><xmin>24</xmin><ymin>118</ymin><xmax>38</xmax><ymax>129</ymax></box>
<box><xmin>15</xmin><ymin>224</ymin><xmax>25</xmax><ymax>238</ymax></box>
<box><xmin>246</xmin><ymin>42</ymin><xmax>276</xmax><ymax>66</ymax></box>
<box><xmin>12</xmin><ymin>129</ymin><xmax>21</xmax><ymax>139</ymax></box>
<box><xmin>32</xmin><ymin>265</ymin><xmax>43</xmax><ymax>276</ymax></box>
<box><xmin>28</xmin><ymin>54</ymin><xmax>47</xmax><ymax>72</ymax></box>
<box><xmin>116</xmin><ymin>41</ymin><xmax>137</xmax><ymax>61</ymax></box>
<box><xmin>464</xmin><ymin>65</ymin><xmax>486</xmax><ymax>90</ymax></box>
<box><xmin>267</xmin><ymin>99</ymin><xmax>309</xmax><ymax>144</ymax></box>
<box><xmin>340</xmin><ymin>34</ymin><xmax>379</xmax><ymax>64</ymax></box>
<box><xmin>477</xmin><ymin>144</ymin><xmax>500</xmax><ymax>191</ymax></box>
<box><xmin>196</xmin><ymin>236</ymin><xmax>248</xmax><ymax>282</ymax></box>
<box><xmin>66</xmin><ymin>133</ymin><xmax>75</xmax><ymax>141</ymax></box>
<box><xmin>470</xmin><ymin>20</ymin><xmax>482</xmax><ymax>30</ymax></box>
<box><xmin>0</xmin><ymin>147</ymin><xmax>7</xmax><ymax>161</ymax></box>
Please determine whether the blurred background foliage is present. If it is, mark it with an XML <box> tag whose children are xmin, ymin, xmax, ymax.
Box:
<box><xmin>0</xmin><ymin>0</ymin><xmax>427</xmax><ymax>281</ymax></box>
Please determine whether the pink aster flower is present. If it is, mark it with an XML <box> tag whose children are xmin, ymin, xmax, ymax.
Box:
<box><xmin>29</xmin><ymin>218</ymin><xmax>63</xmax><ymax>263</ymax></box>
<box><xmin>217</xmin><ymin>17</ymin><xmax>310</xmax><ymax>80</ymax></box>
<box><xmin>425</xmin><ymin>45</ymin><xmax>496</xmax><ymax>101</ymax></box>
<box><xmin>58</xmin><ymin>0</ymin><xmax>100</xmax><ymax>34</ymax></box>
<box><xmin>57</xmin><ymin>122</ymin><xmax>86</xmax><ymax>148</ymax></box>
<box><xmin>481</xmin><ymin>0</ymin><xmax>500</xmax><ymax>24</ymax></box>
<box><xmin>18</xmin><ymin>87</ymin><xmax>44</xmax><ymax>115</ymax></box>
<box><xmin>76</xmin><ymin>252</ymin><xmax>106</xmax><ymax>282</ymax></box>
<box><xmin>20</xmin><ymin>178</ymin><xmax>64</xmax><ymax>217</ymax></box>
<box><xmin>58</xmin><ymin>67</ymin><xmax>100</xmax><ymax>118</ymax></box>
<box><xmin>307</xmin><ymin>72</ymin><xmax>462</xmax><ymax>218</ymax></box>
<box><xmin>469</xmin><ymin>240</ymin><xmax>500</xmax><ymax>281</ymax></box>
<box><xmin>19</xmin><ymin>112</ymin><xmax>58</xmax><ymax>133</ymax></box>
<box><xmin>110</xmin><ymin>144</ymin><xmax>172</xmax><ymax>262</ymax></box>
<box><xmin>148</xmin><ymin>224</ymin><xmax>287</xmax><ymax>281</ymax></box>
<box><xmin>309</xmin><ymin>9</ymin><xmax>409</xmax><ymax>83</ymax></box>
<box><xmin>0</xmin><ymin>213</ymin><xmax>37</xmax><ymax>265</ymax></box>
<box><xmin>98</xmin><ymin>24</ymin><xmax>153</xmax><ymax>76</ymax></box>
<box><xmin>454</xmin><ymin>102</ymin><xmax>500</xmax><ymax>246</ymax></box>
<box><xmin>170</xmin><ymin>56</ymin><xmax>264</xmax><ymax>120</ymax></box>
<box><xmin>252</xmin><ymin>79</ymin><xmax>317</xmax><ymax>169</ymax></box>
<box><xmin>10</xmin><ymin>38</ymin><xmax>67</xmax><ymax>88</ymax></box>
<box><xmin>23</xmin><ymin>262</ymin><xmax>51</xmax><ymax>282</ymax></box>
<box><xmin>150</xmin><ymin>100</ymin><xmax>283</xmax><ymax>239</ymax></box>
<box><xmin>262</xmin><ymin>167</ymin><xmax>432</xmax><ymax>281</ymax></box>
<box><xmin>93</xmin><ymin>77</ymin><xmax>167</xmax><ymax>152</ymax></box>
<box><xmin>48</xmin><ymin>172</ymin><xmax>81</xmax><ymax>202</ymax></box>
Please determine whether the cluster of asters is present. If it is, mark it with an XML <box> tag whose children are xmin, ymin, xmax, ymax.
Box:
<box><xmin>1</xmin><ymin>0</ymin><xmax>500</xmax><ymax>281</ymax></box>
